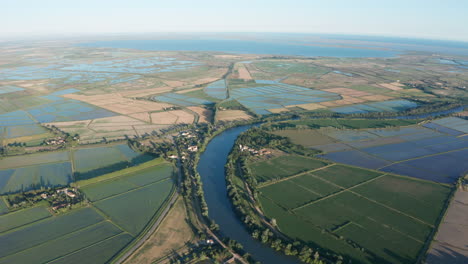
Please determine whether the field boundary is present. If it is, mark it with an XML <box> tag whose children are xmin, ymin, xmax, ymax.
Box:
<box><xmin>258</xmin><ymin>163</ymin><xmax>335</xmax><ymax>188</ymax></box>
<box><xmin>292</xmin><ymin>174</ymin><xmax>386</xmax><ymax>211</ymax></box>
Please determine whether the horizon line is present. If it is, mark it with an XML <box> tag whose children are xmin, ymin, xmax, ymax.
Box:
<box><xmin>1</xmin><ymin>31</ymin><xmax>468</xmax><ymax>44</ymax></box>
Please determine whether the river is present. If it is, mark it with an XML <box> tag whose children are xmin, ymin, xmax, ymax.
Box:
<box><xmin>197</xmin><ymin>125</ymin><xmax>300</xmax><ymax>264</ymax></box>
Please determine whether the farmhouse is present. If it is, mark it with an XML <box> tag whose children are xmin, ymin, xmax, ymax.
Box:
<box><xmin>188</xmin><ymin>145</ymin><xmax>198</xmax><ymax>152</ymax></box>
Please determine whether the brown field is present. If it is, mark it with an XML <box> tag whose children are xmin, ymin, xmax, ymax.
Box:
<box><xmin>214</xmin><ymin>54</ymin><xmax>243</xmax><ymax>59</ymax></box>
<box><xmin>361</xmin><ymin>94</ymin><xmax>394</xmax><ymax>101</ymax></box>
<box><xmin>64</xmin><ymin>93</ymin><xmax>173</xmax><ymax>116</ymax></box>
<box><xmin>187</xmin><ymin>106</ymin><xmax>213</xmax><ymax>123</ymax></box>
<box><xmin>323</xmin><ymin>88</ymin><xmax>371</xmax><ymax>97</ymax></box>
<box><xmin>150</xmin><ymin>110</ymin><xmax>195</xmax><ymax>124</ymax></box>
<box><xmin>271</xmin><ymin>129</ymin><xmax>335</xmax><ymax>147</ymax></box>
<box><xmin>2</xmin><ymin>133</ymin><xmax>51</xmax><ymax>145</ymax></box>
<box><xmin>378</xmin><ymin>83</ymin><xmax>403</xmax><ymax>91</ymax></box>
<box><xmin>237</xmin><ymin>64</ymin><xmax>253</xmax><ymax>80</ymax></box>
<box><xmin>124</xmin><ymin>198</ymin><xmax>194</xmax><ymax>264</ymax></box>
<box><xmin>175</xmin><ymin>87</ymin><xmax>203</xmax><ymax>94</ymax></box>
<box><xmin>216</xmin><ymin>110</ymin><xmax>252</xmax><ymax>122</ymax></box>
<box><xmin>426</xmin><ymin>188</ymin><xmax>468</xmax><ymax>264</ymax></box>
<box><xmin>162</xmin><ymin>80</ymin><xmax>186</xmax><ymax>88</ymax></box>
<box><xmin>118</xmin><ymin>86</ymin><xmax>173</xmax><ymax>97</ymax></box>
<box><xmin>129</xmin><ymin>112</ymin><xmax>151</xmax><ymax>123</ymax></box>
<box><xmin>46</xmin><ymin>115</ymin><xmax>171</xmax><ymax>143</ymax></box>
<box><xmin>294</xmin><ymin>103</ymin><xmax>326</xmax><ymax>111</ymax></box>
<box><xmin>268</xmin><ymin>108</ymin><xmax>289</xmax><ymax>113</ymax></box>
<box><xmin>4</xmin><ymin>80</ymin><xmax>49</xmax><ymax>92</ymax></box>
<box><xmin>390</xmin><ymin>81</ymin><xmax>405</xmax><ymax>87</ymax></box>
<box><xmin>191</xmin><ymin>76</ymin><xmax>223</xmax><ymax>86</ymax></box>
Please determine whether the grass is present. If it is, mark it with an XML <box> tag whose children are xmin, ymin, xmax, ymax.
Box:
<box><xmin>0</xmin><ymin>207</ymin><xmax>104</xmax><ymax>258</ymax></box>
<box><xmin>81</xmin><ymin>163</ymin><xmax>173</xmax><ymax>201</ymax></box>
<box><xmin>249</xmin><ymin>155</ymin><xmax>328</xmax><ymax>183</ymax></box>
<box><xmin>125</xmin><ymin>197</ymin><xmax>194</xmax><ymax>264</ymax></box>
<box><xmin>0</xmin><ymin>221</ymin><xmax>123</xmax><ymax>264</ymax></box>
<box><xmin>75</xmin><ymin>158</ymin><xmax>165</xmax><ymax>187</ymax></box>
<box><xmin>94</xmin><ymin>179</ymin><xmax>173</xmax><ymax>236</ymax></box>
<box><xmin>49</xmin><ymin>233</ymin><xmax>133</xmax><ymax>264</ymax></box>
<box><xmin>0</xmin><ymin>206</ymin><xmax>51</xmax><ymax>233</ymax></box>
<box><xmin>311</xmin><ymin>165</ymin><xmax>383</xmax><ymax>188</ymax></box>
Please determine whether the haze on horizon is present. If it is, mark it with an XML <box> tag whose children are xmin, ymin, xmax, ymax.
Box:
<box><xmin>2</xmin><ymin>0</ymin><xmax>468</xmax><ymax>42</ymax></box>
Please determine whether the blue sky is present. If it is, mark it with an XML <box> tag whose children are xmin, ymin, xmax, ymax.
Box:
<box><xmin>2</xmin><ymin>0</ymin><xmax>467</xmax><ymax>41</ymax></box>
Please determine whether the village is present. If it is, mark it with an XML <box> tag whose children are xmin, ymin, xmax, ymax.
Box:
<box><xmin>4</xmin><ymin>187</ymin><xmax>83</xmax><ymax>213</ymax></box>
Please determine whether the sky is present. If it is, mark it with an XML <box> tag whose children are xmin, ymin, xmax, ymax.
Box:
<box><xmin>2</xmin><ymin>0</ymin><xmax>468</xmax><ymax>42</ymax></box>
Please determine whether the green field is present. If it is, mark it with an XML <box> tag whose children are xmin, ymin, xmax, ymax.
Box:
<box><xmin>249</xmin><ymin>155</ymin><xmax>329</xmax><ymax>183</ymax></box>
<box><xmin>82</xmin><ymin>163</ymin><xmax>173</xmax><ymax>201</ymax></box>
<box><xmin>272</xmin><ymin>129</ymin><xmax>336</xmax><ymax>147</ymax></box>
<box><xmin>257</xmin><ymin>162</ymin><xmax>450</xmax><ymax>264</ymax></box>
<box><xmin>0</xmin><ymin>199</ymin><xmax>8</xmax><ymax>215</ymax></box>
<box><xmin>0</xmin><ymin>158</ymin><xmax>174</xmax><ymax>264</ymax></box>
<box><xmin>0</xmin><ymin>144</ymin><xmax>153</xmax><ymax>194</ymax></box>
<box><xmin>269</xmin><ymin>119</ymin><xmax>420</xmax><ymax>131</ymax></box>
<box><xmin>311</xmin><ymin>165</ymin><xmax>383</xmax><ymax>188</ymax></box>
<box><xmin>94</xmin><ymin>179</ymin><xmax>173</xmax><ymax>235</ymax></box>
<box><xmin>49</xmin><ymin>233</ymin><xmax>133</xmax><ymax>264</ymax></box>
<box><xmin>0</xmin><ymin>207</ymin><xmax>104</xmax><ymax>258</ymax></box>
<box><xmin>0</xmin><ymin>206</ymin><xmax>51</xmax><ymax>233</ymax></box>
<box><xmin>0</xmin><ymin>221</ymin><xmax>123</xmax><ymax>264</ymax></box>
<box><xmin>351</xmin><ymin>175</ymin><xmax>451</xmax><ymax>225</ymax></box>
<box><xmin>0</xmin><ymin>151</ymin><xmax>69</xmax><ymax>170</ymax></box>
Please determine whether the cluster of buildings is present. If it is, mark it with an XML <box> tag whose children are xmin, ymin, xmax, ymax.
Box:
<box><xmin>40</xmin><ymin>187</ymin><xmax>79</xmax><ymax>211</ymax></box>
<box><xmin>238</xmin><ymin>144</ymin><xmax>272</xmax><ymax>156</ymax></box>
<box><xmin>44</xmin><ymin>137</ymin><xmax>67</xmax><ymax>145</ymax></box>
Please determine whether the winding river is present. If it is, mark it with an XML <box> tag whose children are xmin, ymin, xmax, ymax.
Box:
<box><xmin>195</xmin><ymin>105</ymin><xmax>466</xmax><ymax>263</ymax></box>
<box><xmin>197</xmin><ymin>125</ymin><xmax>300</xmax><ymax>264</ymax></box>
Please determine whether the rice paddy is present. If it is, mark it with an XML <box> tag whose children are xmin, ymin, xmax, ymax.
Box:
<box><xmin>230</xmin><ymin>82</ymin><xmax>341</xmax><ymax>115</ymax></box>
<box><xmin>313</xmin><ymin>119</ymin><xmax>468</xmax><ymax>183</ymax></box>
<box><xmin>255</xmin><ymin>161</ymin><xmax>451</xmax><ymax>264</ymax></box>
<box><xmin>0</xmin><ymin>144</ymin><xmax>153</xmax><ymax>194</ymax></box>
<box><xmin>0</xmin><ymin>85</ymin><xmax>24</xmax><ymax>94</ymax></box>
<box><xmin>204</xmin><ymin>79</ymin><xmax>227</xmax><ymax>99</ymax></box>
<box><xmin>0</xmin><ymin>158</ymin><xmax>174</xmax><ymax>264</ymax></box>
<box><xmin>154</xmin><ymin>92</ymin><xmax>214</xmax><ymax>106</ymax></box>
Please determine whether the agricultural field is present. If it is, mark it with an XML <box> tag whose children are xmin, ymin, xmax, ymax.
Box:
<box><xmin>256</xmin><ymin>161</ymin><xmax>452</xmax><ymax>264</ymax></box>
<box><xmin>272</xmin><ymin>117</ymin><xmax>468</xmax><ymax>183</ymax></box>
<box><xmin>0</xmin><ymin>143</ymin><xmax>152</xmax><ymax>194</ymax></box>
<box><xmin>248</xmin><ymin>155</ymin><xmax>329</xmax><ymax>183</ymax></box>
<box><xmin>216</xmin><ymin>109</ymin><xmax>252</xmax><ymax>122</ymax></box>
<box><xmin>124</xmin><ymin>197</ymin><xmax>195</xmax><ymax>264</ymax></box>
<box><xmin>317</xmin><ymin>118</ymin><xmax>468</xmax><ymax>183</ymax></box>
<box><xmin>204</xmin><ymin>79</ymin><xmax>228</xmax><ymax>99</ymax></box>
<box><xmin>426</xmin><ymin>187</ymin><xmax>468</xmax><ymax>264</ymax></box>
<box><xmin>229</xmin><ymin>82</ymin><xmax>341</xmax><ymax>115</ymax></box>
<box><xmin>0</xmin><ymin>159</ymin><xmax>175</xmax><ymax>264</ymax></box>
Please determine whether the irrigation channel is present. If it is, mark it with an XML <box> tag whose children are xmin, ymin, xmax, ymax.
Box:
<box><xmin>195</xmin><ymin>105</ymin><xmax>466</xmax><ymax>263</ymax></box>
<box><xmin>197</xmin><ymin>124</ymin><xmax>300</xmax><ymax>264</ymax></box>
